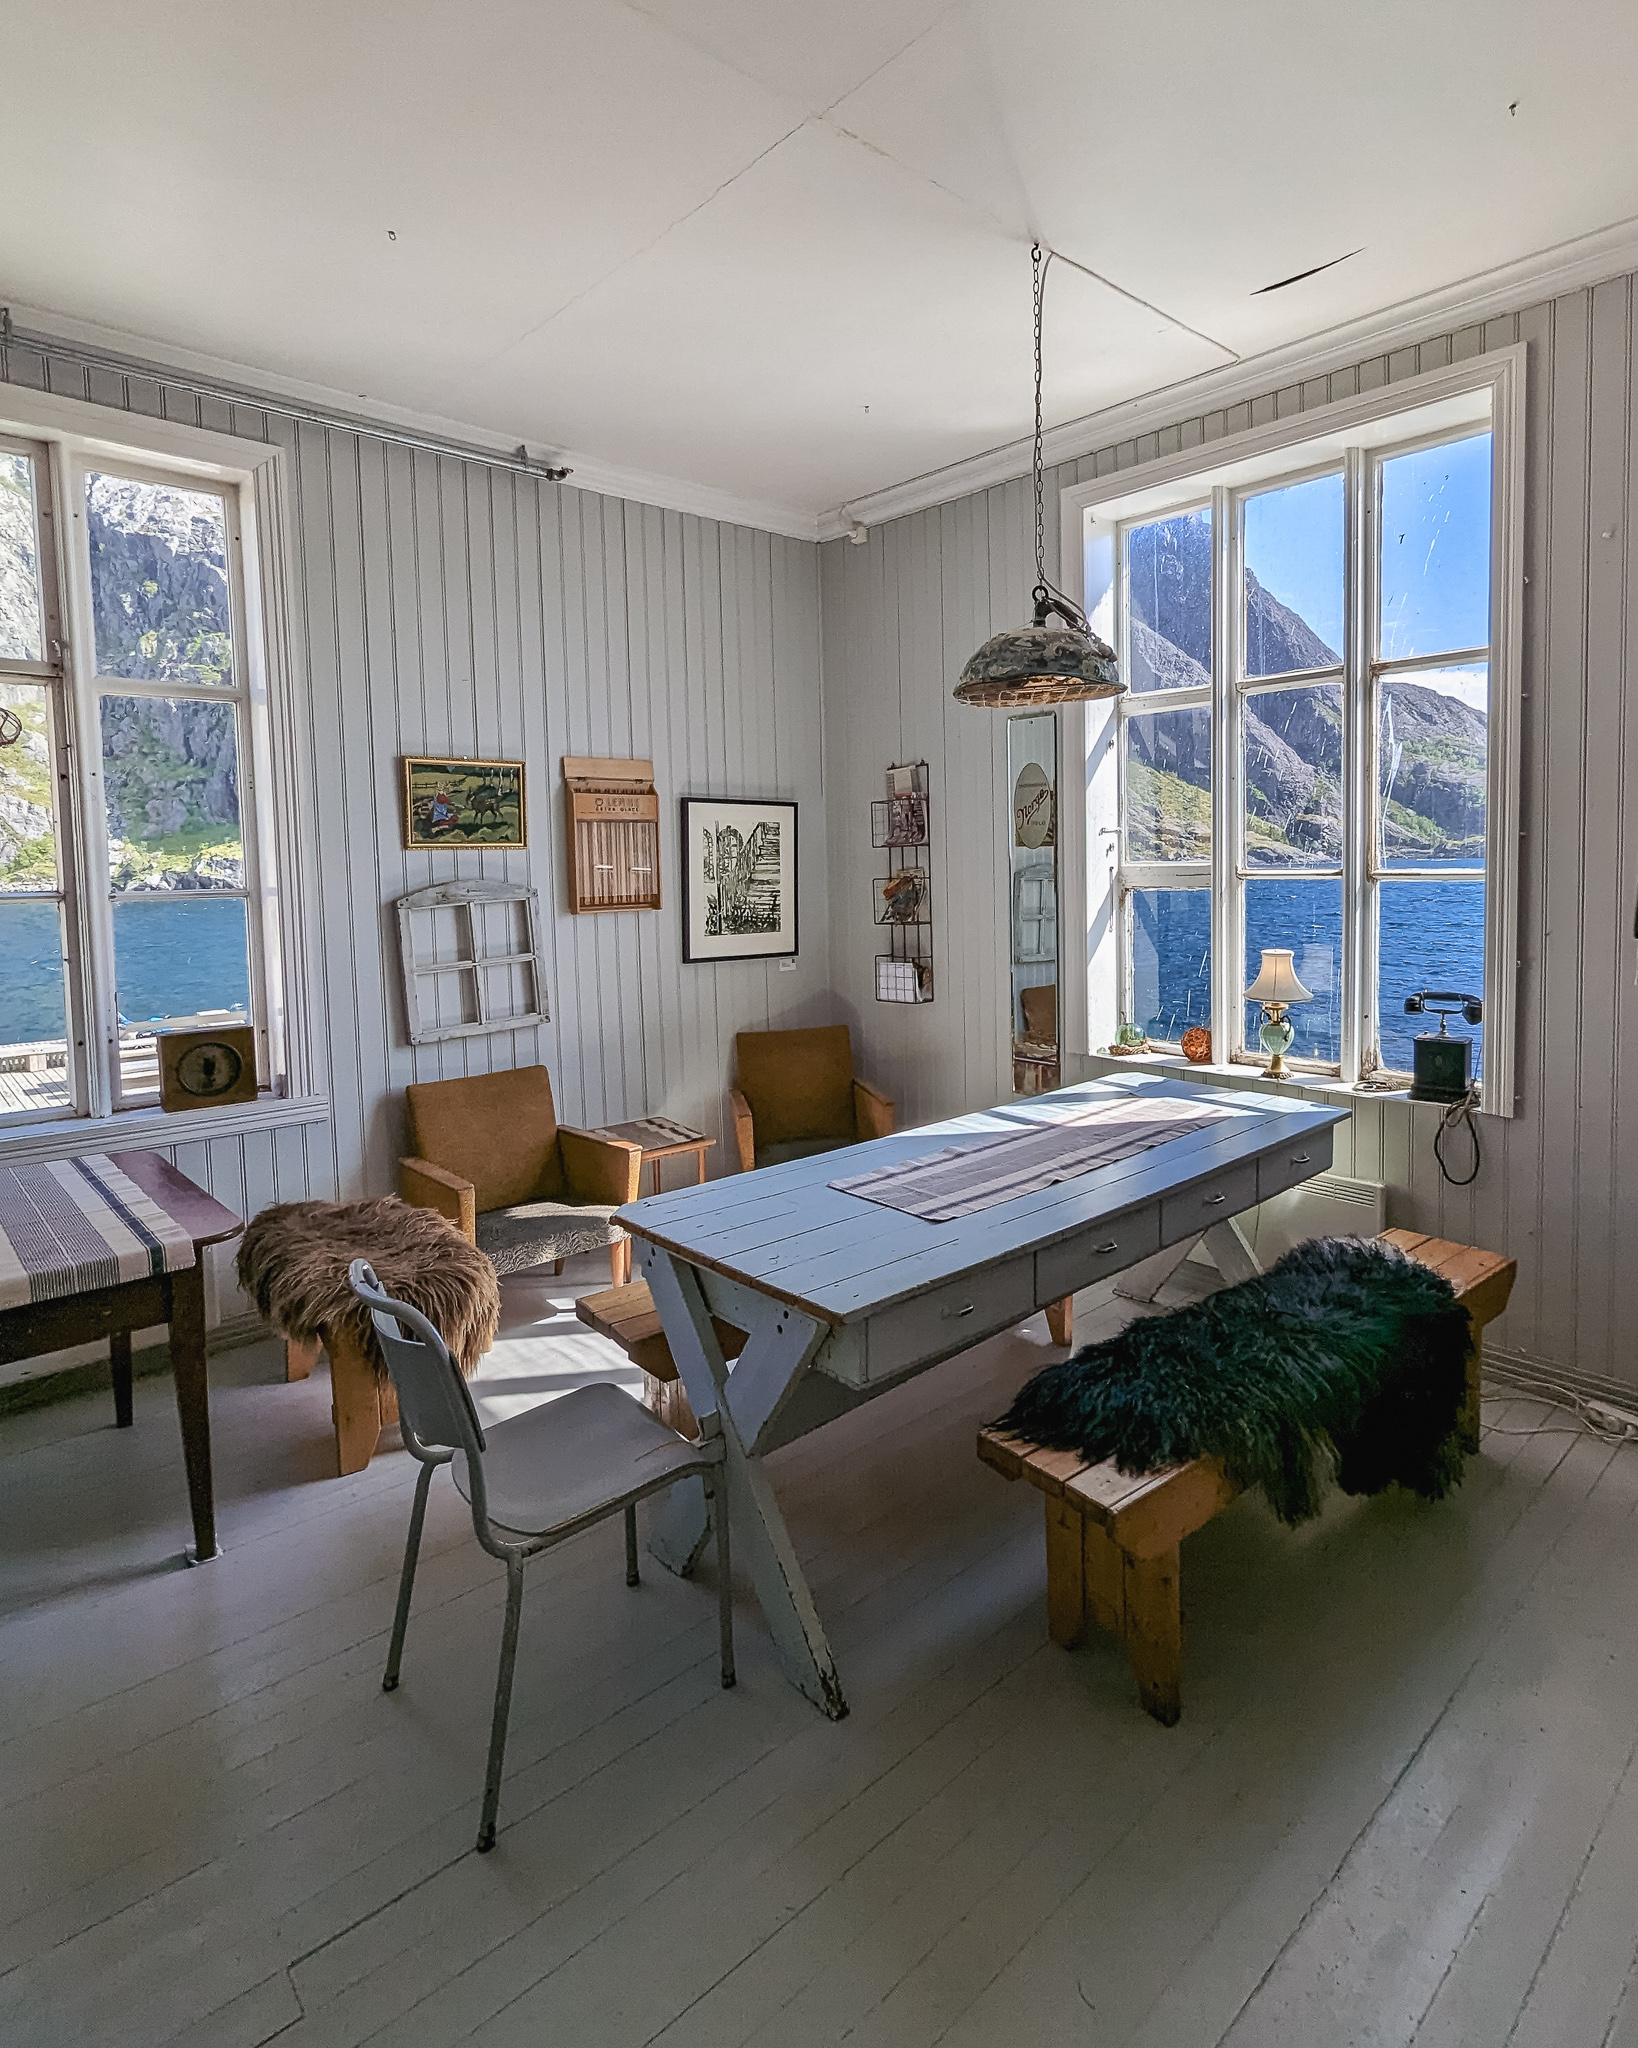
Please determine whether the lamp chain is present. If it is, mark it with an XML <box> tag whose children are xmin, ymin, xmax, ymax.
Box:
<box><xmin>1032</xmin><ymin>240</ymin><xmax>1046</xmax><ymax>594</ymax></box>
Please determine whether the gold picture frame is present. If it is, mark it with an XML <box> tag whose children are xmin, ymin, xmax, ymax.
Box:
<box><xmin>402</xmin><ymin>757</ymin><xmax>526</xmax><ymax>850</ymax></box>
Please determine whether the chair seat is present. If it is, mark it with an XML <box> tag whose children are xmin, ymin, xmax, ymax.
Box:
<box><xmin>453</xmin><ymin>1380</ymin><xmax>709</xmax><ymax>1537</ymax></box>
<box><xmin>476</xmin><ymin>1200</ymin><xmax>624</xmax><ymax>1275</ymax></box>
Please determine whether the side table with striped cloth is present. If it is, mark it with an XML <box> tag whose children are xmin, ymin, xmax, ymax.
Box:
<box><xmin>0</xmin><ymin>1151</ymin><xmax>244</xmax><ymax>1562</ymax></box>
<box><xmin>0</xmin><ymin>1155</ymin><xmax>198</xmax><ymax>1305</ymax></box>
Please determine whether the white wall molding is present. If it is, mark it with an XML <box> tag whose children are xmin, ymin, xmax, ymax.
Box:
<box><xmin>0</xmin><ymin>1094</ymin><xmax>331</xmax><ymax>1170</ymax></box>
<box><xmin>0</xmin><ymin>302</ymin><xmax>824</xmax><ymax>544</ymax></box>
<box><xmin>818</xmin><ymin>212</ymin><xmax>1638</xmax><ymax>539</ymax></box>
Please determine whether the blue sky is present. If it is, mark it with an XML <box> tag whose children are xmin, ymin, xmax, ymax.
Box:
<box><xmin>1241</xmin><ymin>429</ymin><xmax>1492</xmax><ymax>672</ymax></box>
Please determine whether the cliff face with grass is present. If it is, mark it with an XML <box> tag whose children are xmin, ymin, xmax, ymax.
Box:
<box><xmin>1126</xmin><ymin>512</ymin><xmax>1486</xmax><ymax>866</ymax></box>
<box><xmin>0</xmin><ymin>472</ymin><xmax>242</xmax><ymax>892</ymax></box>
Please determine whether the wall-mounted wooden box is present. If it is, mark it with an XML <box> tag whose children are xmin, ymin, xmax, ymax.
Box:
<box><xmin>562</xmin><ymin>757</ymin><xmax>662</xmax><ymax>913</ymax></box>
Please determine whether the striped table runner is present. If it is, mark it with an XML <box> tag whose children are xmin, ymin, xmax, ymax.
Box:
<box><xmin>0</xmin><ymin>1155</ymin><xmax>197</xmax><ymax>1310</ymax></box>
<box><xmin>829</xmin><ymin>1096</ymin><xmax>1231</xmax><ymax>1223</ymax></box>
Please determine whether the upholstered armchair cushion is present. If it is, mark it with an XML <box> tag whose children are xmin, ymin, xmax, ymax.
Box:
<box><xmin>405</xmin><ymin>1066</ymin><xmax>565</xmax><ymax>1212</ymax></box>
<box><xmin>400</xmin><ymin>1066</ymin><xmax>641</xmax><ymax>1280</ymax></box>
<box><xmin>734</xmin><ymin>1025</ymin><xmax>857</xmax><ymax>1146</ymax></box>
<box><xmin>476</xmin><ymin>1201</ymin><xmax>626</xmax><ymax>1276</ymax></box>
<box><xmin>731</xmin><ymin>1025</ymin><xmax>894</xmax><ymax>1171</ymax></box>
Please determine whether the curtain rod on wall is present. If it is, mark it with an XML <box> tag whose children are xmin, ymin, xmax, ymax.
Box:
<box><xmin>0</xmin><ymin>308</ymin><xmax>574</xmax><ymax>485</ymax></box>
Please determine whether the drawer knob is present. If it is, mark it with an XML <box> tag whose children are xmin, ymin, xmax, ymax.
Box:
<box><xmin>1094</xmin><ymin>1239</ymin><xmax>1119</xmax><ymax>1254</ymax></box>
<box><xmin>941</xmin><ymin>1302</ymin><xmax>976</xmax><ymax>1320</ymax></box>
<box><xmin>1289</xmin><ymin>1152</ymin><xmax>1311</xmax><ymax>1165</ymax></box>
<box><xmin>1203</xmin><ymin>1193</ymin><xmax>1227</xmax><ymax>1205</ymax></box>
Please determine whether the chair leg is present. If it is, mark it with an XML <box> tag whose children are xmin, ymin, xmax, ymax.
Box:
<box><xmin>625</xmin><ymin>1502</ymin><xmax>640</xmax><ymax>1586</ymax></box>
<box><xmin>383</xmin><ymin>1458</ymin><xmax>436</xmax><ymax>1692</ymax></box>
<box><xmin>477</xmin><ymin>1554</ymin><xmax>526</xmax><ymax>1853</ymax></box>
<box><xmin>708</xmin><ymin>1474</ymin><xmax>735</xmax><ymax>1689</ymax></box>
<box><xmin>552</xmin><ymin>1259</ymin><xmax>564</xmax><ymax>1277</ymax></box>
<box><xmin>610</xmin><ymin>1238</ymin><xmax>631</xmax><ymax>1287</ymax></box>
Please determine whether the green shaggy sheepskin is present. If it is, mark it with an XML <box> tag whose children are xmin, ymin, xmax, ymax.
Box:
<box><xmin>997</xmin><ymin>1236</ymin><xmax>1471</xmax><ymax>1524</ymax></box>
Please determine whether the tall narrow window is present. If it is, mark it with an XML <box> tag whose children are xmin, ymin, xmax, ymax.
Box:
<box><xmin>82</xmin><ymin>468</ymin><xmax>264</xmax><ymax>1106</ymax></box>
<box><xmin>1121</xmin><ymin>505</ymin><xmax>1213</xmax><ymax>1043</ymax></box>
<box><xmin>1372</xmin><ymin>432</ymin><xmax>1490</xmax><ymax>1072</ymax></box>
<box><xmin>1237</xmin><ymin>468</ymin><xmax>1345</xmax><ymax>1065</ymax></box>
<box><xmin>0</xmin><ymin>438</ymin><xmax>75</xmax><ymax>1117</ymax></box>
<box><xmin>0</xmin><ymin>427</ymin><xmax>279</xmax><ymax>1130</ymax></box>
<box><xmin>1101</xmin><ymin>389</ymin><xmax>1506</xmax><ymax>1098</ymax></box>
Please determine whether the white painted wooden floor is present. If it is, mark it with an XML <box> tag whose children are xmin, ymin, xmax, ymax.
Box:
<box><xmin>2</xmin><ymin>1260</ymin><xmax>1636</xmax><ymax>2048</ymax></box>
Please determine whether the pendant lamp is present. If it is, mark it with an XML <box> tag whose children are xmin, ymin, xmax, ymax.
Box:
<box><xmin>953</xmin><ymin>243</ymin><xmax>1124</xmax><ymax>709</ymax></box>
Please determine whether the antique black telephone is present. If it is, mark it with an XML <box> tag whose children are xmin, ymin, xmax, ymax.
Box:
<box><xmin>1404</xmin><ymin>989</ymin><xmax>1483</xmax><ymax>1104</ymax></box>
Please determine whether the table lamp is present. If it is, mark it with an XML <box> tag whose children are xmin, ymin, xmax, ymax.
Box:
<box><xmin>1245</xmin><ymin>948</ymin><xmax>1312</xmax><ymax>1078</ymax></box>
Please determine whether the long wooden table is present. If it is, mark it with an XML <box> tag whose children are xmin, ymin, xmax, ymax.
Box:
<box><xmin>0</xmin><ymin>1151</ymin><xmax>244</xmax><ymax>1562</ymax></box>
<box><xmin>617</xmin><ymin>1074</ymin><xmax>1348</xmax><ymax>1717</ymax></box>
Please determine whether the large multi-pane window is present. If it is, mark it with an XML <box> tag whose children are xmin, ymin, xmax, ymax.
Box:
<box><xmin>0</xmin><ymin>434</ymin><xmax>272</xmax><ymax>1122</ymax></box>
<box><xmin>1107</xmin><ymin>403</ymin><xmax>1503</xmax><ymax>1094</ymax></box>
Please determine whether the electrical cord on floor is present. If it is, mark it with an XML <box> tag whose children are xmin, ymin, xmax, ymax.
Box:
<box><xmin>1480</xmin><ymin>1380</ymin><xmax>1638</xmax><ymax>1446</ymax></box>
<box><xmin>1433</xmin><ymin>1083</ymin><xmax>1482</xmax><ymax>1186</ymax></box>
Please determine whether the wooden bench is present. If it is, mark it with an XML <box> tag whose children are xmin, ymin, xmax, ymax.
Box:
<box><xmin>575</xmin><ymin>1280</ymin><xmax>747</xmax><ymax>1437</ymax></box>
<box><xmin>976</xmin><ymin>1229</ymin><xmax>1517</xmax><ymax>1725</ymax></box>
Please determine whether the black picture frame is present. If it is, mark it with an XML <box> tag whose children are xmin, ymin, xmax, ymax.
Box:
<box><xmin>680</xmin><ymin>797</ymin><xmax>799</xmax><ymax>962</ymax></box>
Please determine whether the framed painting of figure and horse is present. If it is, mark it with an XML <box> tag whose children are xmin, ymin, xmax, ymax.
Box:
<box><xmin>402</xmin><ymin>757</ymin><xmax>526</xmax><ymax>850</ymax></box>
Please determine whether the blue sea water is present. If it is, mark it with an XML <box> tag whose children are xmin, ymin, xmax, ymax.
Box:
<box><xmin>1133</xmin><ymin>874</ymin><xmax>1486</xmax><ymax>1075</ymax></box>
<box><xmin>0</xmin><ymin>896</ymin><xmax>250</xmax><ymax>1044</ymax></box>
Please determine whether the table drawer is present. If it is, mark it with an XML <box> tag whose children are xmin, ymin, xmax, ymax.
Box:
<box><xmin>867</xmin><ymin>1256</ymin><xmax>1036</xmax><ymax>1379</ymax></box>
<box><xmin>1036</xmin><ymin>1204</ymin><xmax>1161</xmax><ymax>1302</ymax></box>
<box><xmin>1257</xmin><ymin>1130</ymin><xmax>1333</xmax><ymax>1204</ymax></box>
<box><xmin>1160</xmin><ymin>1159</ymin><xmax>1259</xmax><ymax>1244</ymax></box>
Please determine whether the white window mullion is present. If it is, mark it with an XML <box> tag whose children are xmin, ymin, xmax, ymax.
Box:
<box><xmin>55</xmin><ymin>446</ymin><xmax>117</xmax><ymax>1119</ymax></box>
<box><xmin>1209</xmin><ymin>483</ymin><xmax>1238</xmax><ymax>1059</ymax></box>
<box><xmin>1340</xmin><ymin>445</ymin><xmax>1370</xmax><ymax>1083</ymax></box>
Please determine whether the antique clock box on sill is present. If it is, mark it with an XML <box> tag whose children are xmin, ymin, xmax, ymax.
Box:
<box><xmin>158</xmin><ymin>1025</ymin><xmax>259</xmax><ymax>1112</ymax></box>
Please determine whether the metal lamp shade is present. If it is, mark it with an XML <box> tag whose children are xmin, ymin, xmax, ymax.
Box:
<box><xmin>1245</xmin><ymin>948</ymin><xmax>1313</xmax><ymax>1006</ymax></box>
<box><xmin>953</xmin><ymin>619</ymin><xmax>1122</xmax><ymax>709</ymax></box>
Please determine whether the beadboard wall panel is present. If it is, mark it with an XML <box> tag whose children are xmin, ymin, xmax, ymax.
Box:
<box><xmin>821</xmin><ymin>277</ymin><xmax>1638</xmax><ymax>1389</ymax></box>
<box><xmin>0</xmin><ymin>343</ymin><xmax>832</xmax><ymax>1338</ymax></box>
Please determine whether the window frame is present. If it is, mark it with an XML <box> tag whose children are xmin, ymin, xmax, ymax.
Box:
<box><xmin>0</xmin><ymin>386</ymin><xmax>307</xmax><ymax>1139</ymax></box>
<box><xmin>1058</xmin><ymin>348</ymin><xmax>1525</xmax><ymax>1118</ymax></box>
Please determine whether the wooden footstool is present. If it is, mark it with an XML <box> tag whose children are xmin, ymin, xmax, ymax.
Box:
<box><xmin>978</xmin><ymin>1230</ymin><xmax>1516</xmax><ymax>1724</ymax></box>
<box><xmin>239</xmin><ymin>1196</ymin><xmax>499</xmax><ymax>1478</ymax></box>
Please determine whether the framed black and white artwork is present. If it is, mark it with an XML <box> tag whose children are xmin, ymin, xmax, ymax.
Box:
<box><xmin>680</xmin><ymin>797</ymin><xmax>798</xmax><ymax>962</ymax></box>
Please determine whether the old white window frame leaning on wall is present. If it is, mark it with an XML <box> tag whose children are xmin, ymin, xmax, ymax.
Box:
<box><xmin>1055</xmin><ymin>348</ymin><xmax>1526</xmax><ymax>1120</ymax></box>
<box><xmin>0</xmin><ymin>380</ymin><xmax>322</xmax><ymax>1156</ymax></box>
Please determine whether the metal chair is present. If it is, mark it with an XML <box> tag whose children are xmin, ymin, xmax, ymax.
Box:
<box><xmin>349</xmin><ymin>1257</ymin><xmax>735</xmax><ymax>1853</ymax></box>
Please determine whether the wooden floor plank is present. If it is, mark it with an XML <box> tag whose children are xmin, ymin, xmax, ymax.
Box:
<box><xmin>2</xmin><ymin>1253</ymin><xmax>1636</xmax><ymax>2048</ymax></box>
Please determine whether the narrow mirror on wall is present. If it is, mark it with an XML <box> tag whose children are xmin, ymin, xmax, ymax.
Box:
<box><xmin>1008</xmin><ymin>712</ymin><xmax>1059</xmax><ymax>1095</ymax></box>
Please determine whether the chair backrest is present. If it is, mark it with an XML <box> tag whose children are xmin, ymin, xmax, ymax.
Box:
<box><xmin>405</xmin><ymin>1065</ymin><xmax>564</xmax><ymax>1211</ymax></box>
<box><xmin>734</xmin><ymin>1025</ymin><xmax>856</xmax><ymax>1145</ymax></box>
<box><xmin>349</xmin><ymin>1258</ymin><xmax>487</xmax><ymax>1464</ymax></box>
<box><xmin>1020</xmin><ymin>982</ymin><xmax>1057</xmax><ymax>1044</ymax></box>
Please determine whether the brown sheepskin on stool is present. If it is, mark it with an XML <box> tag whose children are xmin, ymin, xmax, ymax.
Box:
<box><xmin>237</xmin><ymin>1197</ymin><xmax>500</xmax><ymax>1380</ymax></box>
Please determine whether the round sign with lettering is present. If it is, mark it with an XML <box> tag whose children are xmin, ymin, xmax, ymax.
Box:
<box><xmin>1013</xmin><ymin>762</ymin><xmax>1055</xmax><ymax>848</ymax></box>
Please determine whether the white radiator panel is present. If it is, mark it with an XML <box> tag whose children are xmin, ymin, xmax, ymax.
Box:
<box><xmin>1240</xmin><ymin>1173</ymin><xmax>1389</xmax><ymax>1266</ymax></box>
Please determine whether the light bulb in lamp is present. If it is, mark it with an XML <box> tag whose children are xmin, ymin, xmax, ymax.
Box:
<box><xmin>1245</xmin><ymin>948</ymin><xmax>1313</xmax><ymax>1078</ymax></box>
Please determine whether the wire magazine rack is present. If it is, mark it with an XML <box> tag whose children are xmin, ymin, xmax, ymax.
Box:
<box><xmin>871</xmin><ymin>761</ymin><xmax>933</xmax><ymax>1004</ymax></box>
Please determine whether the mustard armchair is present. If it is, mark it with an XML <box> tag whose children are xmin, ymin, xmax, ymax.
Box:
<box><xmin>728</xmin><ymin>1025</ymin><xmax>894</xmax><ymax>1173</ymax></box>
<box><xmin>400</xmin><ymin>1066</ymin><xmax>642</xmax><ymax>1285</ymax></box>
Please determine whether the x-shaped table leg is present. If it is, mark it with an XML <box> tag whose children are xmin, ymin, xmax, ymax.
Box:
<box><xmin>640</xmin><ymin>1244</ymin><xmax>847</xmax><ymax>1719</ymax></box>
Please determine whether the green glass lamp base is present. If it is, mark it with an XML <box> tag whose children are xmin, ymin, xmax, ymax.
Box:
<box><xmin>1258</xmin><ymin>1005</ymin><xmax>1295</xmax><ymax>1078</ymax></box>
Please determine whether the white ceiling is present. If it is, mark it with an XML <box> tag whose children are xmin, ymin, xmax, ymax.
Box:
<box><xmin>4</xmin><ymin>1</ymin><xmax>1636</xmax><ymax>530</ymax></box>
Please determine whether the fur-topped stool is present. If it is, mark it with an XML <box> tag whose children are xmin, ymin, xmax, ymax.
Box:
<box><xmin>238</xmin><ymin>1198</ymin><xmax>500</xmax><ymax>1475</ymax></box>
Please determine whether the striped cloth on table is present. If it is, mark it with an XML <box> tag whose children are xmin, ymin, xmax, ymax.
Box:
<box><xmin>829</xmin><ymin>1096</ymin><xmax>1231</xmax><ymax>1223</ymax></box>
<box><xmin>0</xmin><ymin>1155</ymin><xmax>196</xmax><ymax>1310</ymax></box>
